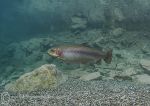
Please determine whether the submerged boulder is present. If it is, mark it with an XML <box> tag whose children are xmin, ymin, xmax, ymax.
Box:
<box><xmin>5</xmin><ymin>64</ymin><xmax>67</xmax><ymax>92</ymax></box>
<box><xmin>110</xmin><ymin>28</ymin><xmax>125</xmax><ymax>37</ymax></box>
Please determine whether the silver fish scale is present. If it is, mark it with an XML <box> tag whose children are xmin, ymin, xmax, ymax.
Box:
<box><xmin>62</xmin><ymin>48</ymin><xmax>101</xmax><ymax>62</ymax></box>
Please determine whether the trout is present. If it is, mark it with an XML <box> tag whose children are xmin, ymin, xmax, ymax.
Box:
<box><xmin>48</xmin><ymin>45</ymin><xmax>112</xmax><ymax>64</ymax></box>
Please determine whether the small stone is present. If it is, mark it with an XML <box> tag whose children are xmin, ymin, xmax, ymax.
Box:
<box><xmin>113</xmin><ymin>8</ymin><xmax>125</xmax><ymax>21</ymax></box>
<box><xmin>140</xmin><ymin>59</ymin><xmax>150</xmax><ymax>71</ymax></box>
<box><xmin>71</xmin><ymin>16</ymin><xmax>87</xmax><ymax>31</ymax></box>
<box><xmin>69</xmin><ymin>68</ymin><xmax>90</xmax><ymax>79</ymax></box>
<box><xmin>80</xmin><ymin>72</ymin><xmax>101</xmax><ymax>81</ymax></box>
<box><xmin>110</xmin><ymin>28</ymin><xmax>125</xmax><ymax>37</ymax></box>
<box><xmin>111</xmin><ymin>68</ymin><xmax>141</xmax><ymax>81</ymax></box>
<box><xmin>71</xmin><ymin>16</ymin><xmax>87</xmax><ymax>25</ymax></box>
<box><xmin>116</xmin><ymin>63</ymin><xmax>127</xmax><ymax>70</ymax></box>
<box><xmin>134</xmin><ymin>74</ymin><xmax>150</xmax><ymax>84</ymax></box>
<box><xmin>108</xmin><ymin>70</ymin><xmax>119</xmax><ymax>79</ymax></box>
<box><xmin>122</xmin><ymin>68</ymin><xmax>137</xmax><ymax>76</ymax></box>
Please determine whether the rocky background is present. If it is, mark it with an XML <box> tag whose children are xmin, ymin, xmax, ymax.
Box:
<box><xmin>1</xmin><ymin>28</ymin><xmax>150</xmax><ymax>89</ymax></box>
<box><xmin>0</xmin><ymin>0</ymin><xmax>150</xmax><ymax>89</ymax></box>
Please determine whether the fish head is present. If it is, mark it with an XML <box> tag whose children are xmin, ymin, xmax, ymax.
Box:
<box><xmin>48</xmin><ymin>47</ymin><xmax>63</xmax><ymax>58</ymax></box>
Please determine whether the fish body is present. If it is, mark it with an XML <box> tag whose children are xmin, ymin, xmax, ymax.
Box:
<box><xmin>48</xmin><ymin>45</ymin><xmax>112</xmax><ymax>64</ymax></box>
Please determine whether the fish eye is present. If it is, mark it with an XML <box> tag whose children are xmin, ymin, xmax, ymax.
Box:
<box><xmin>51</xmin><ymin>49</ymin><xmax>55</xmax><ymax>52</ymax></box>
<box><xmin>51</xmin><ymin>48</ymin><xmax>57</xmax><ymax>53</ymax></box>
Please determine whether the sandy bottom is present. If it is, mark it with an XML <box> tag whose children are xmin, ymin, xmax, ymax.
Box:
<box><xmin>0</xmin><ymin>79</ymin><xmax>150</xmax><ymax>106</ymax></box>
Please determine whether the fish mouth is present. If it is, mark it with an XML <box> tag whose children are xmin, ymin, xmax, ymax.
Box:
<box><xmin>47</xmin><ymin>49</ymin><xmax>59</xmax><ymax>57</ymax></box>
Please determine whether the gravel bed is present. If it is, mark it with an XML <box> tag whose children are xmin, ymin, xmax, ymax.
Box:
<box><xmin>0</xmin><ymin>79</ymin><xmax>150</xmax><ymax>106</ymax></box>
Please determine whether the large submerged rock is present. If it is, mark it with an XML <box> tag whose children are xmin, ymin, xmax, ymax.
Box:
<box><xmin>5</xmin><ymin>64</ymin><xmax>67</xmax><ymax>92</ymax></box>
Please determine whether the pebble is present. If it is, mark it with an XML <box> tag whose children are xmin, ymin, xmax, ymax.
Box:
<box><xmin>134</xmin><ymin>74</ymin><xmax>150</xmax><ymax>84</ymax></box>
<box><xmin>140</xmin><ymin>59</ymin><xmax>150</xmax><ymax>71</ymax></box>
<box><xmin>80</xmin><ymin>72</ymin><xmax>101</xmax><ymax>81</ymax></box>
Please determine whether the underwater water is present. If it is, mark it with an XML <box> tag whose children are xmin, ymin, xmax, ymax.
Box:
<box><xmin>0</xmin><ymin>0</ymin><xmax>150</xmax><ymax>105</ymax></box>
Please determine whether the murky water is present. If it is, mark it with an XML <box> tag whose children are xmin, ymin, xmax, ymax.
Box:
<box><xmin>0</xmin><ymin>0</ymin><xmax>150</xmax><ymax>105</ymax></box>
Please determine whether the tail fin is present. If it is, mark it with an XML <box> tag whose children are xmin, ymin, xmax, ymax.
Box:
<box><xmin>104</xmin><ymin>49</ymin><xmax>112</xmax><ymax>64</ymax></box>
